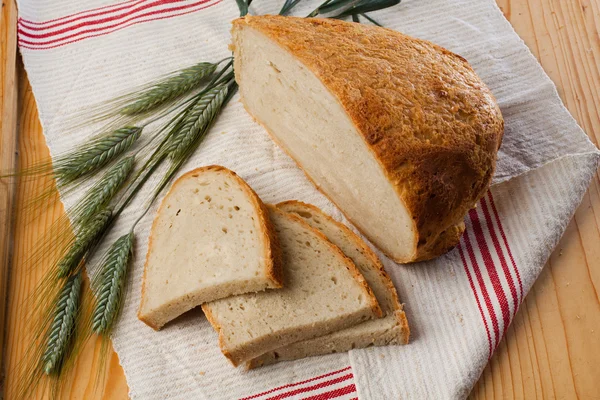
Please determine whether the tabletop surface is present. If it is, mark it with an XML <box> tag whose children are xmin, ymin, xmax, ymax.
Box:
<box><xmin>1</xmin><ymin>0</ymin><xmax>599</xmax><ymax>398</ymax></box>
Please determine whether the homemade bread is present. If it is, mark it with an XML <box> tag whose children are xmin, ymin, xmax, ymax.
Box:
<box><xmin>202</xmin><ymin>205</ymin><xmax>381</xmax><ymax>366</ymax></box>
<box><xmin>231</xmin><ymin>15</ymin><xmax>504</xmax><ymax>263</ymax></box>
<box><xmin>248</xmin><ymin>201</ymin><xmax>409</xmax><ymax>368</ymax></box>
<box><xmin>138</xmin><ymin>166</ymin><xmax>282</xmax><ymax>330</ymax></box>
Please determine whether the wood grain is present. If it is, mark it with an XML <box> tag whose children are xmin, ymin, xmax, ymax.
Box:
<box><xmin>1</xmin><ymin>58</ymin><xmax>129</xmax><ymax>400</ymax></box>
<box><xmin>470</xmin><ymin>0</ymin><xmax>600</xmax><ymax>399</ymax></box>
<box><xmin>0</xmin><ymin>0</ymin><xmax>18</xmax><ymax>392</ymax></box>
<box><xmin>1</xmin><ymin>0</ymin><xmax>599</xmax><ymax>399</ymax></box>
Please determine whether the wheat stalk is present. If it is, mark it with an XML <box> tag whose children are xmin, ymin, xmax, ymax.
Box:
<box><xmin>280</xmin><ymin>0</ymin><xmax>303</xmax><ymax>14</ymax></box>
<box><xmin>235</xmin><ymin>0</ymin><xmax>252</xmax><ymax>16</ymax></box>
<box><xmin>167</xmin><ymin>84</ymin><xmax>229</xmax><ymax>159</ymax></box>
<box><xmin>54</xmin><ymin>127</ymin><xmax>141</xmax><ymax>186</ymax></box>
<box><xmin>42</xmin><ymin>271</ymin><xmax>82</xmax><ymax>375</ymax></box>
<box><xmin>92</xmin><ymin>232</ymin><xmax>133</xmax><ymax>335</ymax></box>
<box><xmin>329</xmin><ymin>0</ymin><xmax>400</xmax><ymax>19</ymax></box>
<box><xmin>57</xmin><ymin>209</ymin><xmax>112</xmax><ymax>278</ymax></box>
<box><xmin>283</xmin><ymin>0</ymin><xmax>397</xmax><ymax>21</ymax></box>
<box><xmin>120</xmin><ymin>62</ymin><xmax>218</xmax><ymax>116</ymax></box>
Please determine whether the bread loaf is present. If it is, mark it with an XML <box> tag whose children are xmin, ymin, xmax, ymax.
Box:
<box><xmin>138</xmin><ymin>166</ymin><xmax>282</xmax><ymax>330</ymax></box>
<box><xmin>231</xmin><ymin>15</ymin><xmax>504</xmax><ymax>263</ymax></box>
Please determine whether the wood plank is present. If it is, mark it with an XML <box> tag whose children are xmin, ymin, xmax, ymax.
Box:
<box><xmin>0</xmin><ymin>0</ymin><xmax>18</xmax><ymax>392</ymax></box>
<box><xmin>470</xmin><ymin>0</ymin><xmax>600</xmax><ymax>398</ymax></box>
<box><xmin>2</xmin><ymin>63</ymin><xmax>129</xmax><ymax>399</ymax></box>
<box><xmin>1</xmin><ymin>0</ymin><xmax>599</xmax><ymax>399</ymax></box>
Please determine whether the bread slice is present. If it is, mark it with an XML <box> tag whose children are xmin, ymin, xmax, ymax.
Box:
<box><xmin>247</xmin><ymin>201</ymin><xmax>409</xmax><ymax>368</ymax></box>
<box><xmin>231</xmin><ymin>15</ymin><xmax>504</xmax><ymax>263</ymax></box>
<box><xmin>138</xmin><ymin>166</ymin><xmax>282</xmax><ymax>330</ymax></box>
<box><xmin>202</xmin><ymin>205</ymin><xmax>381</xmax><ymax>366</ymax></box>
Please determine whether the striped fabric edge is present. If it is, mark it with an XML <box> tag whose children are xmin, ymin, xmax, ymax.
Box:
<box><xmin>458</xmin><ymin>191</ymin><xmax>522</xmax><ymax>359</ymax></box>
<box><xmin>239</xmin><ymin>367</ymin><xmax>357</xmax><ymax>400</ymax></box>
<box><xmin>17</xmin><ymin>0</ymin><xmax>223</xmax><ymax>50</ymax></box>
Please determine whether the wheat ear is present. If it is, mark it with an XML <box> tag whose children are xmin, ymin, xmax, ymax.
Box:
<box><xmin>57</xmin><ymin>209</ymin><xmax>112</xmax><ymax>278</ymax></box>
<box><xmin>54</xmin><ymin>127</ymin><xmax>141</xmax><ymax>186</ymax></box>
<box><xmin>75</xmin><ymin>156</ymin><xmax>135</xmax><ymax>228</ymax></box>
<box><xmin>42</xmin><ymin>271</ymin><xmax>82</xmax><ymax>375</ymax></box>
<box><xmin>120</xmin><ymin>62</ymin><xmax>218</xmax><ymax>115</ymax></box>
<box><xmin>92</xmin><ymin>232</ymin><xmax>133</xmax><ymax>335</ymax></box>
<box><xmin>167</xmin><ymin>84</ymin><xmax>229</xmax><ymax>159</ymax></box>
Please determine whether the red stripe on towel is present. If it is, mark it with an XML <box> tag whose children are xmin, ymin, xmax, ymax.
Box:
<box><xmin>488</xmin><ymin>191</ymin><xmax>523</xmax><ymax>299</ymax></box>
<box><xmin>462</xmin><ymin>227</ymin><xmax>500</xmax><ymax>349</ymax></box>
<box><xmin>18</xmin><ymin>0</ymin><xmax>221</xmax><ymax>50</ymax></box>
<box><xmin>458</xmin><ymin>244</ymin><xmax>493</xmax><ymax>358</ymax></box>
<box><xmin>239</xmin><ymin>367</ymin><xmax>352</xmax><ymax>400</ymax></box>
<box><xmin>18</xmin><ymin>0</ymin><xmax>214</xmax><ymax>45</ymax></box>
<box><xmin>480</xmin><ymin>196</ymin><xmax>520</xmax><ymax>311</ymax></box>
<box><xmin>18</xmin><ymin>0</ymin><xmax>147</xmax><ymax>30</ymax></box>
<box><xmin>18</xmin><ymin>0</ymin><xmax>198</xmax><ymax>38</ymax></box>
<box><xmin>18</xmin><ymin>0</ymin><xmax>144</xmax><ymax>27</ymax></box>
<box><xmin>302</xmin><ymin>384</ymin><xmax>357</xmax><ymax>400</ymax></box>
<box><xmin>265</xmin><ymin>374</ymin><xmax>353</xmax><ymax>400</ymax></box>
<box><xmin>469</xmin><ymin>208</ymin><xmax>511</xmax><ymax>342</ymax></box>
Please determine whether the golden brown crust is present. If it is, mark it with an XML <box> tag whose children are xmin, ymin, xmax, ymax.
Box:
<box><xmin>137</xmin><ymin>166</ymin><xmax>172</xmax><ymax>330</ymax></box>
<box><xmin>201</xmin><ymin>303</ymin><xmax>237</xmax><ymax>365</ymax></box>
<box><xmin>394</xmin><ymin>308</ymin><xmax>411</xmax><ymax>345</ymax></box>
<box><xmin>233</xmin><ymin>16</ymin><xmax>504</xmax><ymax>263</ymax></box>
<box><xmin>277</xmin><ymin>201</ymin><xmax>399</xmax><ymax>310</ymax></box>
<box><xmin>413</xmin><ymin>221</ymin><xmax>466</xmax><ymax>262</ymax></box>
<box><xmin>256</xmin><ymin>200</ymin><xmax>284</xmax><ymax>288</ymax></box>
<box><xmin>245</xmin><ymin>202</ymin><xmax>410</xmax><ymax>369</ymax></box>
<box><xmin>231</xmin><ymin>182</ymin><xmax>283</xmax><ymax>289</ymax></box>
<box><xmin>138</xmin><ymin>165</ymin><xmax>283</xmax><ymax>330</ymax></box>
<box><xmin>277</xmin><ymin>201</ymin><xmax>409</xmax><ymax>343</ymax></box>
<box><xmin>137</xmin><ymin>311</ymin><xmax>161</xmax><ymax>331</ymax></box>
<box><xmin>271</xmin><ymin>205</ymin><xmax>382</xmax><ymax>318</ymax></box>
<box><xmin>245</xmin><ymin>358</ymin><xmax>263</xmax><ymax>370</ymax></box>
<box><xmin>203</xmin><ymin>205</ymin><xmax>382</xmax><ymax>366</ymax></box>
<box><xmin>202</xmin><ymin>166</ymin><xmax>283</xmax><ymax>288</ymax></box>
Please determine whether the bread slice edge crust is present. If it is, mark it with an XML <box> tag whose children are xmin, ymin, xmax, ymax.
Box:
<box><xmin>245</xmin><ymin>201</ymin><xmax>409</xmax><ymax>368</ymax></box>
<box><xmin>138</xmin><ymin>165</ymin><xmax>283</xmax><ymax>330</ymax></box>
<box><xmin>202</xmin><ymin>205</ymin><xmax>381</xmax><ymax>366</ymax></box>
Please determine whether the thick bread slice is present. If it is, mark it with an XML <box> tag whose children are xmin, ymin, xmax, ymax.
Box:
<box><xmin>138</xmin><ymin>166</ymin><xmax>282</xmax><ymax>330</ymax></box>
<box><xmin>231</xmin><ymin>15</ymin><xmax>504</xmax><ymax>263</ymax></box>
<box><xmin>202</xmin><ymin>205</ymin><xmax>381</xmax><ymax>366</ymax></box>
<box><xmin>247</xmin><ymin>201</ymin><xmax>409</xmax><ymax>368</ymax></box>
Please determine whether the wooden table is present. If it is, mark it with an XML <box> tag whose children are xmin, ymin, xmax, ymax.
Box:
<box><xmin>1</xmin><ymin>1</ymin><xmax>599</xmax><ymax>398</ymax></box>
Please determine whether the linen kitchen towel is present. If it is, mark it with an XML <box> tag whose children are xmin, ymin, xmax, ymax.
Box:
<box><xmin>16</xmin><ymin>0</ymin><xmax>600</xmax><ymax>398</ymax></box>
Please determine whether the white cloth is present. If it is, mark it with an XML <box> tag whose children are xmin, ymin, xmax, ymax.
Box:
<box><xmin>16</xmin><ymin>0</ymin><xmax>599</xmax><ymax>398</ymax></box>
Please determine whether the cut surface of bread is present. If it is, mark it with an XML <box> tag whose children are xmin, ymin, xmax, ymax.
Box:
<box><xmin>202</xmin><ymin>205</ymin><xmax>381</xmax><ymax>366</ymax></box>
<box><xmin>248</xmin><ymin>201</ymin><xmax>409</xmax><ymax>368</ymax></box>
<box><xmin>231</xmin><ymin>15</ymin><xmax>504</xmax><ymax>263</ymax></box>
<box><xmin>138</xmin><ymin>166</ymin><xmax>282</xmax><ymax>330</ymax></box>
